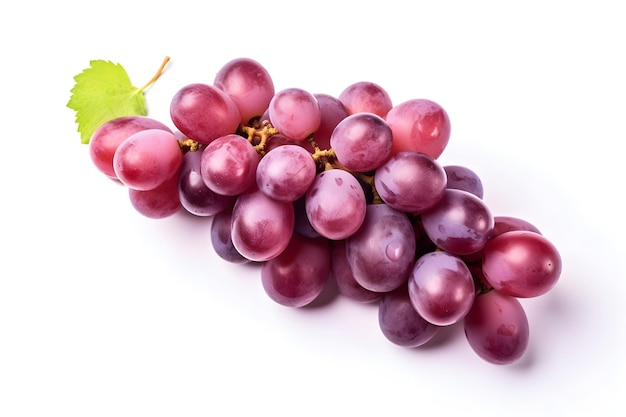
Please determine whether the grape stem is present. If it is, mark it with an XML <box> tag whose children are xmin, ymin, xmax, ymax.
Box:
<box><xmin>241</xmin><ymin>121</ymin><xmax>279</xmax><ymax>154</ymax></box>
<box><xmin>138</xmin><ymin>56</ymin><xmax>171</xmax><ymax>93</ymax></box>
<box><xmin>178</xmin><ymin>138</ymin><xmax>200</xmax><ymax>153</ymax></box>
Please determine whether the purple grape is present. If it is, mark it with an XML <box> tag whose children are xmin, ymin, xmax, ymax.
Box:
<box><xmin>374</xmin><ymin>151</ymin><xmax>447</xmax><ymax>214</ymax></box>
<box><xmin>493</xmin><ymin>216</ymin><xmax>541</xmax><ymax>237</ymax></box>
<box><xmin>261</xmin><ymin>234</ymin><xmax>331</xmax><ymax>307</ymax></box>
<box><xmin>408</xmin><ymin>251</ymin><xmax>475</xmax><ymax>326</ymax></box>
<box><xmin>443</xmin><ymin>165</ymin><xmax>484</xmax><ymax>199</ymax></box>
<box><xmin>346</xmin><ymin>204</ymin><xmax>416</xmax><ymax>293</ymax></box>
<box><xmin>464</xmin><ymin>290</ymin><xmax>530</xmax><ymax>365</ymax></box>
<box><xmin>330</xmin><ymin>240</ymin><xmax>381</xmax><ymax>303</ymax></box>
<box><xmin>421</xmin><ymin>188</ymin><xmax>494</xmax><ymax>255</ymax></box>
<box><xmin>379</xmin><ymin>284</ymin><xmax>439</xmax><ymax>347</ymax></box>
<box><xmin>210</xmin><ymin>210</ymin><xmax>250</xmax><ymax>264</ymax></box>
<box><xmin>178</xmin><ymin>149</ymin><xmax>235</xmax><ymax>216</ymax></box>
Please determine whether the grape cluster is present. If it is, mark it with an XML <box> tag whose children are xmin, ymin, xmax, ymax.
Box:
<box><xmin>87</xmin><ymin>57</ymin><xmax>562</xmax><ymax>365</ymax></box>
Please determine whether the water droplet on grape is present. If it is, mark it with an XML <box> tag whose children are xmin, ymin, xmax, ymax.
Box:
<box><xmin>385</xmin><ymin>241</ymin><xmax>405</xmax><ymax>261</ymax></box>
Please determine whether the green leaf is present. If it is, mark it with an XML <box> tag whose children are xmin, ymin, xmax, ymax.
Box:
<box><xmin>67</xmin><ymin>60</ymin><xmax>147</xmax><ymax>144</ymax></box>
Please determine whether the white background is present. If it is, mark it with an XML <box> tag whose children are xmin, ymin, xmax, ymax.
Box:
<box><xmin>1</xmin><ymin>1</ymin><xmax>625</xmax><ymax>415</ymax></box>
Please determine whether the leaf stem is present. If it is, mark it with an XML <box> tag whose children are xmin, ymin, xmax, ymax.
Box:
<box><xmin>139</xmin><ymin>56</ymin><xmax>171</xmax><ymax>92</ymax></box>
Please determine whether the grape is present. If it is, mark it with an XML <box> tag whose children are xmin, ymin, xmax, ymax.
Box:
<box><xmin>305</xmin><ymin>169</ymin><xmax>366</xmax><ymax>240</ymax></box>
<box><xmin>408</xmin><ymin>251</ymin><xmax>475</xmax><ymax>326</ymax></box>
<box><xmin>346</xmin><ymin>203</ymin><xmax>416</xmax><ymax>293</ymax></box>
<box><xmin>444</xmin><ymin>165</ymin><xmax>484</xmax><ymax>199</ymax></box>
<box><xmin>493</xmin><ymin>216</ymin><xmax>541</xmax><ymax>237</ymax></box>
<box><xmin>170</xmin><ymin>83</ymin><xmax>241</xmax><ymax>144</ymax></box>
<box><xmin>261</xmin><ymin>234</ymin><xmax>331</xmax><ymax>307</ymax></box>
<box><xmin>230</xmin><ymin>187</ymin><xmax>294</xmax><ymax>262</ymax></box>
<box><xmin>178</xmin><ymin>148</ymin><xmax>235</xmax><ymax>216</ymax></box>
<box><xmin>113</xmin><ymin>129</ymin><xmax>183</xmax><ymax>191</ymax></box>
<box><xmin>330</xmin><ymin>240</ymin><xmax>381</xmax><ymax>303</ymax></box>
<box><xmin>268</xmin><ymin>88</ymin><xmax>321</xmax><ymax>141</ymax></box>
<box><xmin>256</xmin><ymin>144</ymin><xmax>316</xmax><ymax>202</ymax></box>
<box><xmin>338</xmin><ymin>81</ymin><xmax>393</xmax><ymax>118</ymax></box>
<box><xmin>421</xmin><ymin>188</ymin><xmax>494</xmax><ymax>255</ymax></box>
<box><xmin>311</xmin><ymin>93</ymin><xmax>348</xmax><ymax>150</ymax></box>
<box><xmin>330</xmin><ymin>113</ymin><xmax>393</xmax><ymax>172</ymax></box>
<box><xmin>379</xmin><ymin>283</ymin><xmax>439</xmax><ymax>347</ymax></box>
<box><xmin>293</xmin><ymin>196</ymin><xmax>321</xmax><ymax>239</ymax></box>
<box><xmin>210</xmin><ymin>209</ymin><xmax>250</xmax><ymax>264</ymax></box>
<box><xmin>374</xmin><ymin>151</ymin><xmax>447</xmax><ymax>214</ymax></box>
<box><xmin>128</xmin><ymin>172</ymin><xmax>181</xmax><ymax>219</ymax></box>
<box><xmin>214</xmin><ymin>57</ymin><xmax>275</xmax><ymax>125</ymax></box>
<box><xmin>200</xmin><ymin>134</ymin><xmax>259</xmax><ymax>196</ymax></box>
<box><xmin>386</xmin><ymin>98</ymin><xmax>451</xmax><ymax>159</ymax></box>
<box><xmin>89</xmin><ymin>116</ymin><xmax>172</xmax><ymax>180</ymax></box>
<box><xmin>482</xmin><ymin>230</ymin><xmax>561</xmax><ymax>298</ymax></box>
<box><xmin>464</xmin><ymin>290</ymin><xmax>530</xmax><ymax>365</ymax></box>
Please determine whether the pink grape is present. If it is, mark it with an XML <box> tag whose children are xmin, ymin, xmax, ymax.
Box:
<box><xmin>128</xmin><ymin>172</ymin><xmax>181</xmax><ymax>219</ymax></box>
<box><xmin>256</xmin><ymin>144</ymin><xmax>316</xmax><ymax>202</ymax></box>
<box><xmin>408</xmin><ymin>251</ymin><xmax>475</xmax><ymax>326</ymax></box>
<box><xmin>214</xmin><ymin>57</ymin><xmax>275</xmax><ymax>124</ymax></box>
<box><xmin>89</xmin><ymin>116</ymin><xmax>172</xmax><ymax>180</ymax></box>
<box><xmin>379</xmin><ymin>284</ymin><xmax>439</xmax><ymax>347</ymax></box>
<box><xmin>230</xmin><ymin>187</ymin><xmax>294</xmax><ymax>262</ymax></box>
<box><xmin>464</xmin><ymin>290</ymin><xmax>530</xmax><ymax>365</ymax></box>
<box><xmin>170</xmin><ymin>83</ymin><xmax>241</xmax><ymax>144</ymax></box>
<box><xmin>421</xmin><ymin>188</ymin><xmax>494</xmax><ymax>255</ymax></box>
<box><xmin>268</xmin><ymin>88</ymin><xmax>321</xmax><ymax>141</ymax></box>
<box><xmin>338</xmin><ymin>81</ymin><xmax>393</xmax><ymax>117</ymax></box>
<box><xmin>305</xmin><ymin>169</ymin><xmax>366</xmax><ymax>240</ymax></box>
<box><xmin>386</xmin><ymin>98</ymin><xmax>451</xmax><ymax>159</ymax></box>
<box><xmin>482</xmin><ymin>231</ymin><xmax>561</xmax><ymax>298</ymax></box>
<box><xmin>261</xmin><ymin>234</ymin><xmax>331</xmax><ymax>307</ymax></box>
<box><xmin>346</xmin><ymin>203</ymin><xmax>416</xmax><ymax>293</ymax></box>
<box><xmin>374</xmin><ymin>151</ymin><xmax>447</xmax><ymax>214</ymax></box>
<box><xmin>113</xmin><ymin>129</ymin><xmax>182</xmax><ymax>191</ymax></box>
<box><xmin>200</xmin><ymin>134</ymin><xmax>259</xmax><ymax>196</ymax></box>
<box><xmin>330</xmin><ymin>112</ymin><xmax>393</xmax><ymax>172</ymax></box>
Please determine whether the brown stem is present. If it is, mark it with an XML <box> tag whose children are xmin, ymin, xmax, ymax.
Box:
<box><xmin>139</xmin><ymin>56</ymin><xmax>171</xmax><ymax>92</ymax></box>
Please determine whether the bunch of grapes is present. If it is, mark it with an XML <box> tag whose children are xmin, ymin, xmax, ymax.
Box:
<box><xmin>87</xmin><ymin>57</ymin><xmax>562</xmax><ymax>365</ymax></box>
